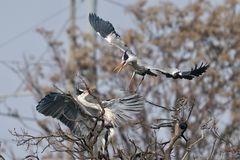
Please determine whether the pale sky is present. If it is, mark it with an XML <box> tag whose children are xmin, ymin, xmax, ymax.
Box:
<box><xmin>2</xmin><ymin>0</ymin><xmax>226</xmax><ymax>158</ymax></box>
<box><xmin>0</xmin><ymin>0</ymin><xmax>147</xmax><ymax>158</ymax></box>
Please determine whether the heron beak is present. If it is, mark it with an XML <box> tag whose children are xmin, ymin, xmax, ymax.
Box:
<box><xmin>113</xmin><ymin>61</ymin><xmax>126</xmax><ymax>73</ymax></box>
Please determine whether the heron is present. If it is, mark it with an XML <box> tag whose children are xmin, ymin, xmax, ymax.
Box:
<box><xmin>89</xmin><ymin>13</ymin><xmax>209</xmax><ymax>88</ymax></box>
<box><xmin>36</xmin><ymin>87</ymin><xmax>144</xmax><ymax>153</ymax></box>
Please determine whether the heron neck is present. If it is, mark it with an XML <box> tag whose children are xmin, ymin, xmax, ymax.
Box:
<box><xmin>77</xmin><ymin>93</ymin><xmax>101</xmax><ymax>110</ymax></box>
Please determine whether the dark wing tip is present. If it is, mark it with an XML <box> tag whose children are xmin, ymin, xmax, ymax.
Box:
<box><xmin>36</xmin><ymin>92</ymin><xmax>55</xmax><ymax>110</ymax></box>
<box><xmin>36</xmin><ymin>92</ymin><xmax>60</xmax><ymax>116</ymax></box>
<box><xmin>179</xmin><ymin>63</ymin><xmax>209</xmax><ymax>80</ymax></box>
<box><xmin>88</xmin><ymin>12</ymin><xmax>116</xmax><ymax>38</ymax></box>
<box><xmin>190</xmin><ymin>62</ymin><xmax>209</xmax><ymax>77</ymax></box>
<box><xmin>88</xmin><ymin>13</ymin><xmax>97</xmax><ymax>23</ymax></box>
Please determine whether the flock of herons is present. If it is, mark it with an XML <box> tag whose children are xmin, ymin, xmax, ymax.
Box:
<box><xmin>36</xmin><ymin>13</ymin><xmax>209</xmax><ymax>153</ymax></box>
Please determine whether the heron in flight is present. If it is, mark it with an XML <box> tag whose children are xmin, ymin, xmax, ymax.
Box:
<box><xmin>36</xmin><ymin>88</ymin><xmax>144</xmax><ymax>152</ymax></box>
<box><xmin>89</xmin><ymin>13</ymin><xmax>209</xmax><ymax>88</ymax></box>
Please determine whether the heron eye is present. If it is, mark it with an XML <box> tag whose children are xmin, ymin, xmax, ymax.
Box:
<box><xmin>76</xmin><ymin>89</ymin><xmax>84</xmax><ymax>95</ymax></box>
<box><xmin>123</xmin><ymin>52</ymin><xmax>129</xmax><ymax>61</ymax></box>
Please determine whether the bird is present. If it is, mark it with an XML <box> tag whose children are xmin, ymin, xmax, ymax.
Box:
<box><xmin>36</xmin><ymin>87</ymin><xmax>144</xmax><ymax>153</ymax></box>
<box><xmin>88</xmin><ymin>13</ymin><xmax>209</xmax><ymax>88</ymax></box>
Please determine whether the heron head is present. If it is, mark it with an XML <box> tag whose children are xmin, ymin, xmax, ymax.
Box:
<box><xmin>76</xmin><ymin>88</ymin><xmax>84</xmax><ymax>95</ymax></box>
<box><xmin>76</xmin><ymin>86</ymin><xmax>96</xmax><ymax>95</ymax></box>
<box><xmin>113</xmin><ymin>52</ymin><xmax>136</xmax><ymax>73</ymax></box>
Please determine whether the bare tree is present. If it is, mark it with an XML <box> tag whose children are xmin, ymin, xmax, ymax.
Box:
<box><xmin>2</xmin><ymin>0</ymin><xmax>240</xmax><ymax>159</ymax></box>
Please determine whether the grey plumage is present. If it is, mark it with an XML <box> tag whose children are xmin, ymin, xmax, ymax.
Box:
<box><xmin>36</xmin><ymin>91</ymin><xmax>144</xmax><ymax>137</ymax></box>
<box><xmin>36</xmin><ymin>92</ymin><xmax>94</xmax><ymax>136</ymax></box>
<box><xmin>183</xmin><ymin>63</ymin><xmax>210</xmax><ymax>79</ymax></box>
<box><xmin>152</xmin><ymin>62</ymin><xmax>210</xmax><ymax>80</ymax></box>
<box><xmin>103</xmin><ymin>94</ymin><xmax>144</xmax><ymax>126</ymax></box>
<box><xmin>88</xmin><ymin>13</ymin><xmax>209</xmax><ymax>87</ymax></box>
<box><xmin>89</xmin><ymin>13</ymin><xmax>133</xmax><ymax>54</ymax></box>
<box><xmin>89</xmin><ymin>13</ymin><xmax>119</xmax><ymax>38</ymax></box>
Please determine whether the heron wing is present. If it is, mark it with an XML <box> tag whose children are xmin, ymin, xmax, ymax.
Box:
<box><xmin>36</xmin><ymin>92</ymin><xmax>95</xmax><ymax>136</ymax></box>
<box><xmin>150</xmin><ymin>63</ymin><xmax>209</xmax><ymax>80</ymax></box>
<box><xmin>103</xmin><ymin>94</ymin><xmax>144</xmax><ymax>127</ymax></box>
<box><xmin>89</xmin><ymin>13</ymin><xmax>134</xmax><ymax>54</ymax></box>
<box><xmin>181</xmin><ymin>62</ymin><xmax>209</xmax><ymax>79</ymax></box>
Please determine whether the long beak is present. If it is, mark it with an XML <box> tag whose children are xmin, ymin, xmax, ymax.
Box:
<box><xmin>113</xmin><ymin>61</ymin><xmax>126</xmax><ymax>73</ymax></box>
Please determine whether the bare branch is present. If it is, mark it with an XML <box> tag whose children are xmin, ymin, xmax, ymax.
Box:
<box><xmin>146</xmin><ymin>100</ymin><xmax>176</xmax><ymax>111</ymax></box>
<box><xmin>181</xmin><ymin>130</ymin><xmax>205</xmax><ymax>160</ymax></box>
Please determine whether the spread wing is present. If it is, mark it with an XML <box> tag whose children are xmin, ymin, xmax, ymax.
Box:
<box><xmin>151</xmin><ymin>63</ymin><xmax>209</xmax><ymax>80</ymax></box>
<box><xmin>36</xmin><ymin>92</ymin><xmax>96</xmax><ymax>137</ymax></box>
<box><xmin>89</xmin><ymin>13</ymin><xmax>134</xmax><ymax>55</ymax></box>
<box><xmin>102</xmin><ymin>94</ymin><xmax>144</xmax><ymax>127</ymax></box>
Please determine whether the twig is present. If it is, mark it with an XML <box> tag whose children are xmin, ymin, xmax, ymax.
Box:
<box><xmin>146</xmin><ymin>100</ymin><xmax>175</xmax><ymax>111</ymax></box>
<box><xmin>186</xmin><ymin>99</ymin><xmax>195</xmax><ymax>121</ymax></box>
<box><xmin>151</xmin><ymin>122</ymin><xmax>173</xmax><ymax>129</ymax></box>
<box><xmin>52</xmin><ymin>84</ymin><xmax>65</xmax><ymax>93</ymax></box>
<box><xmin>207</xmin><ymin>138</ymin><xmax>217</xmax><ymax>160</ymax></box>
<box><xmin>0</xmin><ymin>112</ymin><xmax>36</xmax><ymax>121</ymax></box>
<box><xmin>164</xmin><ymin>121</ymin><xmax>182</xmax><ymax>160</ymax></box>
<box><xmin>181</xmin><ymin>130</ymin><xmax>205</xmax><ymax>160</ymax></box>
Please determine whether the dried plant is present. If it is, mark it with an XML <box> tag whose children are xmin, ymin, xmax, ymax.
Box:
<box><xmin>1</xmin><ymin>0</ymin><xmax>240</xmax><ymax>159</ymax></box>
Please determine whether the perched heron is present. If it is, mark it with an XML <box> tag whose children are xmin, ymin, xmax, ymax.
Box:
<box><xmin>36</xmin><ymin>88</ymin><xmax>144</xmax><ymax>152</ymax></box>
<box><xmin>89</xmin><ymin>13</ymin><xmax>209</xmax><ymax>88</ymax></box>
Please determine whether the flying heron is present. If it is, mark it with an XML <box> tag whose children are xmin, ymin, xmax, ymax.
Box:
<box><xmin>89</xmin><ymin>13</ymin><xmax>209</xmax><ymax>88</ymax></box>
<box><xmin>36</xmin><ymin>87</ymin><xmax>144</xmax><ymax>152</ymax></box>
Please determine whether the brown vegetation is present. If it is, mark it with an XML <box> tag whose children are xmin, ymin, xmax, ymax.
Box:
<box><xmin>1</xmin><ymin>0</ymin><xmax>240</xmax><ymax>159</ymax></box>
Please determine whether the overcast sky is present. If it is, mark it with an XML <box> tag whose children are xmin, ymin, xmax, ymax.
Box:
<box><xmin>2</xmin><ymin>0</ymin><xmax>227</xmax><ymax>158</ymax></box>
<box><xmin>0</xmin><ymin>0</ymin><xmax>150</xmax><ymax>158</ymax></box>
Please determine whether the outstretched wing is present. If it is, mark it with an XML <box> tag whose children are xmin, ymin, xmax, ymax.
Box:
<box><xmin>36</xmin><ymin>92</ymin><xmax>95</xmax><ymax>137</ymax></box>
<box><xmin>89</xmin><ymin>13</ymin><xmax>134</xmax><ymax>54</ymax></box>
<box><xmin>151</xmin><ymin>63</ymin><xmax>209</xmax><ymax>80</ymax></box>
<box><xmin>181</xmin><ymin>63</ymin><xmax>209</xmax><ymax>79</ymax></box>
<box><xmin>102</xmin><ymin>94</ymin><xmax>144</xmax><ymax>127</ymax></box>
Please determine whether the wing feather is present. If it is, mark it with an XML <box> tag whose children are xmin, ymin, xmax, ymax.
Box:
<box><xmin>36</xmin><ymin>92</ymin><xmax>95</xmax><ymax>137</ymax></box>
<box><xmin>89</xmin><ymin>13</ymin><xmax>134</xmax><ymax>54</ymax></box>
<box><xmin>183</xmin><ymin>62</ymin><xmax>209</xmax><ymax>77</ymax></box>
<box><xmin>151</xmin><ymin>63</ymin><xmax>209</xmax><ymax>80</ymax></box>
<box><xmin>103</xmin><ymin>94</ymin><xmax>144</xmax><ymax>127</ymax></box>
<box><xmin>89</xmin><ymin>13</ymin><xmax>117</xmax><ymax>38</ymax></box>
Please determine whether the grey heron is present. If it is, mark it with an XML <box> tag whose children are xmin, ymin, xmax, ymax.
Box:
<box><xmin>36</xmin><ymin>88</ymin><xmax>144</xmax><ymax>152</ymax></box>
<box><xmin>89</xmin><ymin>13</ymin><xmax>209</xmax><ymax>88</ymax></box>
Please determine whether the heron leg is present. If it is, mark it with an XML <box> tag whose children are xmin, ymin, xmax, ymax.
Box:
<box><xmin>181</xmin><ymin>134</ymin><xmax>188</xmax><ymax>143</ymax></box>
<box><xmin>128</xmin><ymin>72</ymin><xmax>136</xmax><ymax>90</ymax></box>
<box><xmin>101</xmin><ymin>128</ymin><xmax>110</xmax><ymax>157</ymax></box>
<box><xmin>136</xmin><ymin>75</ymin><xmax>145</xmax><ymax>91</ymax></box>
<box><xmin>111</xmin><ymin>138</ymin><xmax>116</xmax><ymax>154</ymax></box>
